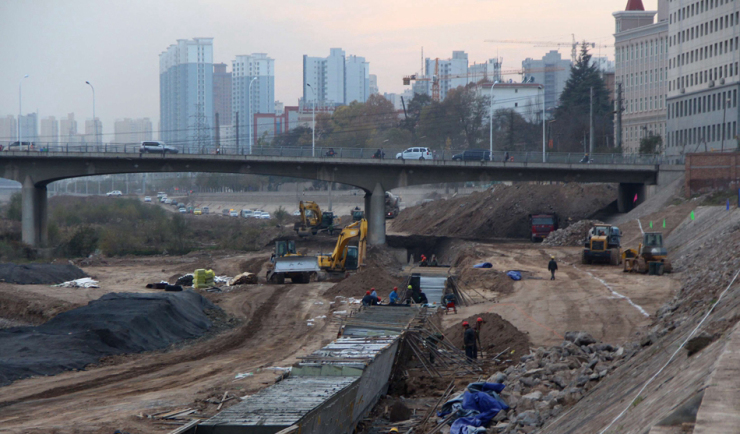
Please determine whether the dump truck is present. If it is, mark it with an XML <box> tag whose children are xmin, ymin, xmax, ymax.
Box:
<box><xmin>351</xmin><ymin>206</ymin><xmax>365</xmax><ymax>222</ymax></box>
<box><xmin>294</xmin><ymin>201</ymin><xmax>337</xmax><ymax>237</ymax></box>
<box><xmin>385</xmin><ymin>192</ymin><xmax>401</xmax><ymax>219</ymax></box>
<box><xmin>318</xmin><ymin>219</ymin><xmax>367</xmax><ymax>273</ymax></box>
<box><xmin>529</xmin><ymin>213</ymin><xmax>559</xmax><ymax>242</ymax></box>
<box><xmin>623</xmin><ymin>232</ymin><xmax>672</xmax><ymax>275</ymax></box>
<box><xmin>266</xmin><ymin>240</ymin><xmax>320</xmax><ymax>284</ymax></box>
<box><xmin>582</xmin><ymin>224</ymin><xmax>622</xmax><ymax>265</ymax></box>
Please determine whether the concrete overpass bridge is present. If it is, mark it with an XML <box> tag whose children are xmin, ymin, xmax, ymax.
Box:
<box><xmin>0</xmin><ymin>150</ymin><xmax>684</xmax><ymax>247</ymax></box>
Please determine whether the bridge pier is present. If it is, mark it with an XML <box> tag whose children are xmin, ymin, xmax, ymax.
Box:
<box><xmin>366</xmin><ymin>183</ymin><xmax>386</xmax><ymax>246</ymax></box>
<box><xmin>21</xmin><ymin>177</ymin><xmax>48</xmax><ymax>247</ymax></box>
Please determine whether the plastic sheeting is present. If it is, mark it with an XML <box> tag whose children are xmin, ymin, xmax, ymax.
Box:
<box><xmin>472</xmin><ymin>262</ymin><xmax>493</xmax><ymax>269</ymax></box>
<box><xmin>506</xmin><ymin>271</ymin><xmax>522</xmax><ymax>281</ymax></box>
<box><xmin>437</xmin><ymin>382</ymin><xmax>509</xmax><ymax>434</ymax></box>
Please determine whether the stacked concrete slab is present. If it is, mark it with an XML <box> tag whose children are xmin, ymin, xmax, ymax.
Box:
<box><xmin>196</xmin><ymin>306</ymin><xmax>418</xmax><ymax>434</ymax></box>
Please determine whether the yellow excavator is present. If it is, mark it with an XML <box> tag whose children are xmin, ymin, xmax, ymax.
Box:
<box><xmin>623</xmin><ymin>232</ymin><xmax>672</xmax><ymax>275</ymax></box>
<box><xmin>318</xmin><ymin>219</ymin><xmax>367</xmax><ymax>273</ymax></box>
<box><xmin>294</xmin><ymin>201</ymin><xmax>337</xmax><ymax>237</ymax></box>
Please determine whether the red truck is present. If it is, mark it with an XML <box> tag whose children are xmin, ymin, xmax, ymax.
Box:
<box><xmin>529</xmin><ymin>213</ymin><xmax>559</xmax><ymax>242</ymax></box>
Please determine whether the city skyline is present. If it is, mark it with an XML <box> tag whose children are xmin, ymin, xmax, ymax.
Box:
<box><xmin>0</xmin><ymin>0</ymin><xmax>628</xmax><ymax>140</ymax></box>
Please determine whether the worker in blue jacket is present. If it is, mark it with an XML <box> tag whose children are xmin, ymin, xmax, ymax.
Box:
<box><xmin>389</xmin><ymin>287</ymin><xmax>399</xmax><ymax>305</ymax></box>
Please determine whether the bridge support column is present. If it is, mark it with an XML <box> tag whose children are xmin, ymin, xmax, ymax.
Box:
<box><xmin>21</xmin><ymin>177</ymin><xmax>48</xmax><ymax>248</ymax></box>
<box><xmin>366</xmin><ymin>183</ymin><xmax>386</xmax><ymax>246</ymax></box>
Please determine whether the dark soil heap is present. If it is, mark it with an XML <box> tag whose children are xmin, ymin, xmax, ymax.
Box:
<box><xmin>391</xmin><ymin>183</ymin><xmax>617</xmax><ymax>239</ymax></box>
<box><xmin>0</xmin><ymin>290</ymin><xmax>217</xmax><ymax>386</ymax></box>
<box><xmin>0</xmin><ymin>263</ymin><xmax>86</xmax><ymax>285</ymax></box>
<box><xmin>444</xmin><ymin>312</ymin><xmax>531</xmax><ymax>358</ymax></box>
<box><xmin>323</xmin><ymin>246</ymin><xmax>405</xmax><ymax>299</ymax></box>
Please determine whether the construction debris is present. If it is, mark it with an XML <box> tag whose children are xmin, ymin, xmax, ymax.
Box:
<box><xmin>542</xmin><ymin>220</ymin><xmax>603</xmax><ymax>247</ymax></box>
<box><xmin>53</xmin><ymin>277</ymin><xmax>100</xmax><ymax>288</ymax></box>
<box><xmin>228</xmin><ymin>272</ymin><xmax>257</xmax><ymax>286</ymax></box>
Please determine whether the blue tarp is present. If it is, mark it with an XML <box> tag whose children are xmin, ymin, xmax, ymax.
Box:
<box><xmin>437</xmin><ymin>382</ymin><xmax>509</xmax><ymax>434</ymax></box>
<box><xmin>473</xmin><ymin>262</ymin><xmax>493</xmax><ymax>269</ymax></box>
<box><xmin>506</xmin><ymin>270</ymin><xmax>522</xmax><ymax>281</ymax></box>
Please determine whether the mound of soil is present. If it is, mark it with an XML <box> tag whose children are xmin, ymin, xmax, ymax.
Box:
<box><xmin>323</xmin><ymin>246</ymin><xmax>405</xmax><ymax>299</ymax></box>
<box><xmin>0</xmin><ymin>290</ymin><xmax>217</xmax><ymax>386</ymax></box>
<box><xmin>0</xmin><ymin>263</ymin><xmax>86</xmax><ymax>285</ymax></box>
<box><xmin>542</xmin><ymin>219</ymin><xmax>603</xmax><ymax>247</ymax></box>
<box><xmin>391</xmin><ymin>183</ymin><xmax>617</xmax><ymax>239</ymax></box>
<box><xmin>454</xmin><ymin>252</ymin><xmax>515</xmax><ymax>296</ymax></box>
<box><xmin>444</xmin><ymin>312</ymin><xmax>531</xmax><ymax>357</ymax></box>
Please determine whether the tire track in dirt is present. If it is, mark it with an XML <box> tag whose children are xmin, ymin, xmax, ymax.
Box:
<box><xmin>0</xmin><ymin>286</ymin><xmax>291</xmax><ymax>408</ymax></box>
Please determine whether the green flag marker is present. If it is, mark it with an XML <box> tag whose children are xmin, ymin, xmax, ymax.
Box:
<box><xmin>662</xmin><ymin>219</ymin><xmax>666</xmax><ymax>228</ymax></box>
<box><xmin>649</xmin><ymin>221</ymin><xmax>653</xmax><ymax>228</ymax></box>
<box><xmin>691</xmin><ymin>210</ymin><xmax>695</xmax><ymax>220</ymax></box>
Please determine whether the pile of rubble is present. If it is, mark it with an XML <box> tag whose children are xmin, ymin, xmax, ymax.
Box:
<box><xmin>481</xmin><ymin>331</ymin><xmax>633</xmax><ymax>433</ymax></box>
<box><xmin>541</xmin><ymin>220</ymin><xmax>602</xmax><ymax>247</ymax></box>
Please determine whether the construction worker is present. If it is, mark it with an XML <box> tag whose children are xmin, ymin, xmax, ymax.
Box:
<box><xmin>548</xmin><ymin>255</ymin><xmax>558</xmax><ymax>280</ymax></box>
<box><xmin>474</xmin><ymin>317</ymin><xmax>484</xmax><ymax>351</ymax></box>
<box><xmin>389</xmin><ymin>287</ymin><xmax>399</xmax><ymax>305</ymax></box>
<box><xmin>463</xmin><ymin>321</ymin><xmax>477</xmax><ymax>360</ymax></box>
<box><xmin>430</xmin><ymin>254</ymin><xmax>438</xmax><ymax>267</ymax></box>
<box><xmin>389</xmin><ymin>429</ymin><xmax>399</xmax><ymax>433</ymax></box>
<box><xmin>420</xmin><ymin>255</ymin><xmax>428</xmax><ymax>267</ymax></box>
<box><xmin>362</xmin><ymin>291</ymin><xmax>374</xmax><ymax>306</ymax></box>
<box><xmin>370</xmin><ymin>287</ymin><xmax>378</xmax><ymax>299</ymax></box>
<box><xmin>418</xmin><ymin>289</ymin><xmax>428</xmax><ymax>305</ymax></box>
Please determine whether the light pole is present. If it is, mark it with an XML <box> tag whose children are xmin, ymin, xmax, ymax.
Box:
<box><xmin>306</xmin><ymin>83</ymin><xmax>316</xmax><ymax>157</ymax></box>
<box><xmin>722</xmin><ymin>97</ymin><xmax>731</xmax><ymax>152</ymax></box>
<box><xmin>18</xmin><ymin>75</ymin><xmax>29</xmax><ymax>146</ymax></box>
<box><xmin>248</xmin><ymin>77</ymin><xmax>257</xmax><ymax>155</ymax></box>
<box><xmin>85</xmin><ymin>81</ymin><xmax>96</xmax><ymax>146</ymax></box>
<box><xmin>540</xmin><ymin>85</ymin><xmax>546</xmax><ymax>162</ymax></box>
<box><xmin>489</xmin><ymin>81</ymin><xmax>498</xmax><ymax>160</ymax></box>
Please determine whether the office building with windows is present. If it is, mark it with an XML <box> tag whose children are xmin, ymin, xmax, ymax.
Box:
<box><xmin>522</xmin><ymin>51</ymin><xmax>573</xmax><ymax>114</ymax></box>
<box><xmin>665</xmin><ymin>0</ymin><xmax>740</xmax><ymax>155</ymax></box>
<box><xmin>232</xmin><ymin>53</ymin><xmax>275</xmax><ymax>151</ymax></box>
<box><xmin>614</xmin><ymin>0</ymin><xmax>669</xmax><ymax>154</ymax></box>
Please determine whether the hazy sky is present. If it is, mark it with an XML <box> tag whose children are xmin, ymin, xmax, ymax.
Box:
<box><xmin>0</xmin><ymin>0</ymin><xmax>651</xmax><ymax>140</ymax></box>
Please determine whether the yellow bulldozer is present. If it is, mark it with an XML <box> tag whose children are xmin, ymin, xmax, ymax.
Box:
<box><xmin>623</xmin><ymin>232</ymin><xmax>672</xmax><ymax>275</ymax></box>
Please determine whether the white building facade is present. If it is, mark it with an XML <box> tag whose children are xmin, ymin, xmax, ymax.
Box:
<box><xmin>665</xmin><ymin>0</ymin><xmax>740</xmax><ymax>155</ymax></box>
<box><xmin>614</xmin><ymin>0</ymin><xmax>669</xmax><ymax>154</ymax></box>
<box><xmin>0</xmin><ymin>115</ymin><xmax>17</xmax><ymax>146</ymax></box>
<box><xmin>232</xmin><ymin>53</ymin><xmax>275</xmax><ymax>151</ymax></box>
<box><xmin>479</xmin><ymin>83</ymin><xmax>545</xmax><ymax>122</ymax></box>
<box><xmin>40</xmin><ymin>116</ymin><xmax>58</xmax><ymax>146</ymax></box>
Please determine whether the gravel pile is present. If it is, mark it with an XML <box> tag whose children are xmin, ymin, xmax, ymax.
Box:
<box><xmin>485</xmin><ymin>331</ymin><xmax>629</xmax><ymax>432</ymax></box>
<box><xmin>541</xmin><ymin>220</ymin><xmax>603</xmax><ymax>247</ymax></box>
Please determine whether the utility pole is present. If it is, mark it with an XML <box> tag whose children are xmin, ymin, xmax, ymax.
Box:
<box><xmin>616</xmin><ymin>83</ymin><xmax>623</xmax><ymax>150</ymax></box>
<box><xmin>589</xmin><ymin>87</ymin><xmax>594</xmax><ymax>155</ymax></box>
<box><xmin>214</xmin><ymin>112</ymin><xmax>220</xmax><ymax>150</ymax></box>
<box><xmin>235</xmin><ymin>112</ymin><xmax>239</xmax><ymax>154</ymax></box>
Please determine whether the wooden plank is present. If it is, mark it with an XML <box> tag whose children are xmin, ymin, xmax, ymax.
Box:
<box><xmin>167</xmin><ymin>419</ymin><xmax>200</xmax><ymax>434</ymax></box>
<box><xmin>217</xmin><ymin>391</ymin><xmax>229</xmax><ymax>411</ymax></box>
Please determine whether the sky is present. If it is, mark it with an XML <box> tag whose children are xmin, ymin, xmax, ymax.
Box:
<box><xmin>0</xmin><ymin>0</ymin><xmax>653</xmax><ymax>141</ymax></box>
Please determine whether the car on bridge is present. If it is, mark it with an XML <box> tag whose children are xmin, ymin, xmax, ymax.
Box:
<box><xmin>5</xmin><ymin>141</ymin><xmax>36</xmax><ymax>151</ymax></box>
<box><xmin>106</xmin><ymin>190</ymin><xmax>123</xmax><ymax>197</ymax></box>
<box><xmin>452</xmin><ymin>149</ymin><xmax>492</xmax><ymax>161</ymax></box>
<box><xmin>139</xmin><ymin>141</ymin><xmax>179</xmax><ymax>154</ymax></box>
<box><xmin>396</xmin><ymin>147</ymin><xmax>433</xmax><ymax>160</ymax></box>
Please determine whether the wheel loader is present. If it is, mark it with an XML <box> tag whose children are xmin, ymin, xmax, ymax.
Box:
<box><xmin>582</xmin><ymin>224</ymin><xmax>622</xmax><ymax>265</ymax></box>
<box><xmin>623</xmin><ymin>232</ymin><xmax>672</xmax><ymax>275</ymax></box>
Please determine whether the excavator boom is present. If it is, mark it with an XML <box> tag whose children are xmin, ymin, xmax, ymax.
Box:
<box><xmin>318</xmin><ymin>219</ymin><xmax>367</xmax><ymax>272</ymax></box>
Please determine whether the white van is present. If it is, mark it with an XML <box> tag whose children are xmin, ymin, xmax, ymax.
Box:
<box><xmin>241</xmin><ymin>209</ymin><xmax>254</xmax><ymax>218</ymax></box>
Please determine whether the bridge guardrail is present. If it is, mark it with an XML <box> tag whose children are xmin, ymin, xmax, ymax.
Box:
<box><xmin>0</xmin><ymin>143</ymin><xmax>686</xmax><ymax>166</ymax></box>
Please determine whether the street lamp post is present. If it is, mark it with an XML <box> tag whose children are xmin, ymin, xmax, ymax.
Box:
<box><xmin>18</xmin><ymin>75</ymin><xmax>29</xmax><ymax>146</ymax></box>
<box><xmin>489</xmin><ymin>81</ymin><xmax>499</xmax><ymax>160</ymax></box>
<box><xmin>85</xmin><ymin>81</ymin><xmax>96</xmax><ymax>147</ymax></box>
<box><xmin>306</xmin><ymin>83</ymin><xmax>316</xmax><ymax>157</ymax></box>
<box><xmin>248</xmin><ymin>77</ymin><xmax>257</xmax><ymax>155</ymax></box>
<box><xmin>540</xmin><ymin>86</ymin><xmax>546</xmax><ymax>162</ymax></box>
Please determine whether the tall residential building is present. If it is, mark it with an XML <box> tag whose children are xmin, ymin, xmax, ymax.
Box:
<box><xmin>213</xmin><ymin>63</ymin><xmax>232</xmax><ymax>126</ymax></box>
<box><xmin>59</xmin><ymin>113</ymin><xmax>78</xmax><ymax>144</ymax></box>
<box><xmin>40</xmin><ymin>116</ymin><xmax>58</xmax><ymax>146</ymax></box>
<box><xmin>369</xmin><ymin>74</ymin><xmax>379</xmax><ymax>95</ymax></box>
<box><xmin>665</xmin><ymin>0</ymin><xmax>739</xmax><ymax>155</ymax></box>
<box><xmin>159</xmin><ymin>38</ymin><xmax>214</xmax><ymax>147</ymax></box>
<box><xmin>232</xmin><ymin>53</ymin><xmax>275</xmax><ymax>151</ymax></box>
<box><xmin>469</xmin><ymin>58</ymin><xmax>504</xmax><ymax>83</ymax></box>
<box><xmin>423</xmin><ymin>51</ymin><xmax>469</xmax><ymax>101</ymax></box>
<box><xmin>345</xmin><ymin>55</ymin><xmax>370</xmax><ymax>104</ymax></box>
<box><xmin>0</xmin><ymin>115</ymin><xmax>17</xmax><ymax>146</ymax></box>
<box><xmin>522</xmin><ymin>51</ymin><xmax>572</xmax><ymax>113</ymax></box>
<box><xmin>19</xmin><ymin>113</ymin><xmax>37</xmax><ymax>144</ymax></box>
<box><xmin>614</xmin><ymin>0</ymin><xmax>669</xmax><ymax>154</ymax></box>
<box><xmin>114</xmin><ymin>118</ymin><xmax>153</xmax><ymax>144</ymax></box>
<box><xmin>84</xmin><ymin>119</ymin><xmax>103</xmax><ymax>145</ymax></box>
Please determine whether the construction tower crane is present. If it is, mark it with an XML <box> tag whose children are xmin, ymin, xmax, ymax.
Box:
<box><xmin>485</xmin><ymin>34</ymin><xmax>611</xmax><ymax>63</ymax></box>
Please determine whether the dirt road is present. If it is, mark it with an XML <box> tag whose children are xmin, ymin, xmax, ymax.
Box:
<box><xmin>0</xmin><ymin>255</ymin><xmax>340</xmax><ymax>434</ymax></box>
<box><xmin>444</xmin><ymin>244</ymin><xmax>679</xmax><ymax>347</ymax></box>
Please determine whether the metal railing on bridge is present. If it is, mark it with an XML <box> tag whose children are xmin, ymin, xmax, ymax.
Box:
<box><xmin>0</xmin><ymin>142</ymin><xmax>685</xmax><ymax>166</ymax></box>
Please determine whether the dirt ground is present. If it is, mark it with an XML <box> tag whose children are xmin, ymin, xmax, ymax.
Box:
<box><xmin>0</xmin><ymin>252</ymin><xmax>340</xmax><ymax>434</ymax></box>
<box><xmin>443</xmin><ymin>243</ymin><xmax>680</xmax><ymax>347</ymax></box>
